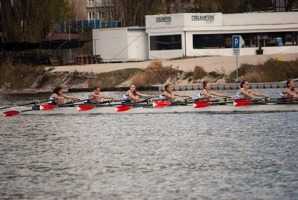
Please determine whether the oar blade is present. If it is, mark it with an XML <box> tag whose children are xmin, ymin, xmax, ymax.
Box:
<box><xmin>115</xmin><ymin>105</ymin><xmax>132</xmax><ymax>112</ymax></box>
<box><xmin>77</xmin><ymin>104</ymin><xmax>95</xmax><ymax>111</ymax></box>
<box><xmin>153</xmin><ymin>101</ymin><xmax>171</xmax><ymax>108</ymax></box>
<box><xmin>193</xmin><ymin>101</ymin><xmax>212</xmax><ymax>108</ymax></box>
<box><xmin>233</xmin><ymin>99</ymin><xmax>253</xmax><ymax>107</ymax></box>
<box><xmin>3</xmin><ymin>110</ymin><xmax>21</xmax><ymax>117</ymax></box>
<box><xmin>40</xmin><ymin>104</ymin><xmax>58</xmax><ymax>110</ymax></box>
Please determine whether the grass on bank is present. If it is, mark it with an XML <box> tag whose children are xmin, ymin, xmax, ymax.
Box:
<box><xmin>0</xmin><ymin>64</ymin><xmax>46</xmax><ymax>89</ymax></box>
<box><xmin>89</xmin><ymin>68</ymin><xmax>142</xmax><ymax>89</ymax></box>
<box><xmin>227</xmin><ymin>58</ymin><xmax>298</xmax><ymax>82</ymax></box>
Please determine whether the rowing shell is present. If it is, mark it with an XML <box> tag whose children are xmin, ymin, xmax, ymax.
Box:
<box><xmin>1</xmin><ymin>102</ymin><xmax>298</xmax><ymax>116</ymax></box>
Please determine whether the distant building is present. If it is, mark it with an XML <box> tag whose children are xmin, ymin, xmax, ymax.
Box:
<box><xmin>73</xmin><ymin>0</ymin><xmax>116</xmax><ymax>21</ymax></box>
<box><xmin>58</xmin><ymin>0</ymin><xmax>120</xmax><ymax>33</ymax></box>
<box><xmin>93</xmin><ymin>27</ymin><xmax>148</xmax><ymax>62</ymax></box>
<box><xmin>146</xmin><ymin>12</ymin><xmax>298</xmax><ymax>59</ymax></box>
<box><xmin>93</xmin><ymin>12</ymin><xmax>298</xmax><ymax>62</ymax></box>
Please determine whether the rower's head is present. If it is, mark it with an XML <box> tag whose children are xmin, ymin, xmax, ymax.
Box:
<box><xmin>130</xmin><ymin>84</ymin><xmax>137</xmax><ymax>95</ymax></box>
<box><xmin>286</xmin><ymin>79</ymin><xmax>294</xmax><ymax>89</ymax></box>
<box><xmin>240</xmin><ymin>80</ymin><xmax>249</xmax><ymax>88</ymax></box>
<box><xmin>203</xmin><ymin>81</ymin><xmax>211</xmax><ymax>90</ymax></box>
<box><xmin>93</xmin><ymin>87</ymin><xmax>100</xmax><ymax>94</ymax></box>
<box><xmin>130</xmin><ymin>84</ymin><xmax>136</xmax><ymax>91</ymax></box>
<box><xmin>53</xmin><ymin>86</ymin><xmax>63</xmax><ymax>95</ymax></box>
<box><xmin>165</xmin><ymin>84</ymin><xmax>173</xmax><ymax>92</ymax></box>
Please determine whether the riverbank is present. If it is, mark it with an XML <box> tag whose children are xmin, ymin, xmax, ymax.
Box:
<box><xmin>47</xmin><ymin>53</ymin><xmax>298</xmax><ymax>74</ymax></box>
<box><xmin>0</xmin><ymin>53</ymin><xmax>297</xmax><ymax>94</ymax></box>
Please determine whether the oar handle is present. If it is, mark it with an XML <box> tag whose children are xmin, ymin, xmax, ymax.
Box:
<box><xmin>0</xmin><ymin>100</ymin><xmax>49</xmax><ymax>110</ymax></box>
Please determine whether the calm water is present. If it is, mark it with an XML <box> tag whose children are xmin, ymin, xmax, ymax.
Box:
<box><xmin>0</xmin><ymin>89</ymin><xmax>297</xmax><ymax>199</ymax></box>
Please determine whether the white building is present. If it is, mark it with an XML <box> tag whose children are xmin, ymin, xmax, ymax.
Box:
<box><xmin>146</xmin><ymin>12</ymin><xmax>298</xmax><ymax>59</ymax></box>
<box><xmin>93</xmin><ymin>12</ymin><xmax>298</xmax><ymax>62</ymax></box>
<box><xmin>92</xmin><ymin>27</ymin><xmax>148</xmax><ymax>62</ymax></box>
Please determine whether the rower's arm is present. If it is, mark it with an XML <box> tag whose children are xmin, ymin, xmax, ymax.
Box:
<box><xmin>251</xmin><ymin>91</ymin><xmax>269</xmax><ymax>98</ymax></box>
<box><xmin>128</xmin><ymin>91</ymin><xmax>138</xmax><ymax>101</ymax></box>
<box><xmin>62</xmin><ymin>94</ymin><xmax>79</xmax><ymax>100</ymax></box>
<box><xmin>163</xmin><ymin>92</ymin><xmax>176</xmax><ymax>100</ymax></box>
<box><xmin>210</xmin><ymin>91</ymin><xmax>231</xmax><ymax>98</ymax></box>
<box><xmin>173</xmin><ymin>92</ymin><xmax>192</xmax><ymax>99</ymax></box>
<box><xmin>137</xmin><ymin>92</ymin><xmax>155</xmax><ymax>98</ymax></box>
<box><xmin>100</xmin><ymin>94</ymin><xmax>116</xmax><ymax>100</ymax></box>
<box><xmin>242</xmin><ymin>89</ymin><xmax>255</xmax><ymax>99</ymax></box>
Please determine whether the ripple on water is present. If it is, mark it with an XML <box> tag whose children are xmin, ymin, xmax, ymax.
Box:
<box><xmin>0</xmin><ymin>112</ymin><xmax>297</xmax><ymax>199</ymax></box>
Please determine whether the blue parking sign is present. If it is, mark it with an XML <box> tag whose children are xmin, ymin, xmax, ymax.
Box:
<box><xmin>232</xmin><ymin>35</ymin><xmax>244</xmax><ymax>49</ymax></box>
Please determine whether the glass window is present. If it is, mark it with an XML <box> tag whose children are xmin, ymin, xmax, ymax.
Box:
<box><xmin>150</xmin><ymin>35</ymin><xmax>182</xmax><ymax>51</ymax></box>
<box><xmin>193</xmin><ymin>32</ymin><xmax>297</xmax><ymax>49</ymax></box>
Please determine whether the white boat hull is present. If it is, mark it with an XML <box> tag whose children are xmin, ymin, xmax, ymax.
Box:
<box><xmin>2</xmin><ymin>103</ymin><xmax>298</xmax><ymax>116</ymax></box>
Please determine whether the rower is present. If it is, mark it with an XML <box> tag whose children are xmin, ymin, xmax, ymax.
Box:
<box><xmin>159</xmin><ymin>84</ymin><xmax>192</xmax><ymax>102</ymax></box>
<box><xmin>86</xmin><ymin>87</ymin><xmax>116</xmax><ymax>104</ymax></box>
<box><xmin>235</xmin><ymin>80</ymin><xmax>269</xmax><ymax>100</ymax></box>
<box><xmin>279</xmin><ymin>79</ymin><xmax>298</xmax><ymax>100</ymax></box>
<box><xmin>49</xmin><ymin>86</ymin><xmax>79</xmax><ymax>105</ymax></box>
<box><xmin>196</xmin><ymin>81</ymin><xmax>231</xmax><ymax>101</ymax></box>
<box><xmin>122</xmin><ymin>84</ymin><xmax>155</xmax><ymax>102</ymax></box>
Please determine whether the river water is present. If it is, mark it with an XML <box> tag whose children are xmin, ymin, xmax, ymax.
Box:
<box><xmin>0</xmin><ymin>89</ymin><xmax>297</xmax><ymax>199</ymax></box>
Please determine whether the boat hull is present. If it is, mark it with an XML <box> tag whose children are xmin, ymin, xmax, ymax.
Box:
<box><xmin>2</xmin><ymin>103</ymin><xmax>298</xmax><ymax>115</ymax></box>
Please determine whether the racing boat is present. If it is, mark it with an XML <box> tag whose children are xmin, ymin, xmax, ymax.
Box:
<box><xmin>1</xmin><ymin>99</ymin><xmax>298</xmax><ymax>117</ymax></box>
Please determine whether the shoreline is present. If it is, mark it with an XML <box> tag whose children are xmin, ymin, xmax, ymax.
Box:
<box><xmin>1</xmin><ymin>53</ymin><xmax>297</xmax><ymax>94</ymax></box>
<box><xmin>0</xmin><ymin>82</ymin><xmax>287</xmax><ymax>94</ymax></box>
<box><xmin>47</xmin><ymin>53</ymin><xmax>298</xmax><ymax>74</ymax></box>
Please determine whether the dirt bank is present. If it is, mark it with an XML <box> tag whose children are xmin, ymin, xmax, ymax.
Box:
<box><xmin>47</xmin><ymin>53</ymin><xmax>298</xmax><ymax>74</ymax></box>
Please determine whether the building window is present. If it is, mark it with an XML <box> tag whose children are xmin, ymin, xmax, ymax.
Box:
<box><xmin>193</xmin><ymin>34</ymin><xmax>229</xmax><ymax>49</ymax></box>
<box><xmin>97</xmin><ymin>0</ymin><xmax>103</xmax><ymax>7</ymax></box>
<box><xmin>150</xmin><ymin>35</ymin><xmax>182</xmax><ymax>51</ymax></box>
<box><xmin>88</xmin><ymin>12</ymin><xmax>95</xmax><ymax>20</ymax></box>
<box><xmin>193</xmin><ymin>32</ymin><xmax>298</xmax><ymax>49</ymax></box>
<box><xmin>107</xmin><ymin>0</ymin><xmax>113</xmax><ymax>6</ymax></box>
<box><xmin>87</xmin><ymin>0</ymin><xmax>94</xmax><ymax>7</ymax></box>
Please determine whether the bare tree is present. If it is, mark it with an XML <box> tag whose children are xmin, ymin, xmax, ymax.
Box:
<box><xmin>1</xmin><ymin>0</ymin><xmax>75</xmax><ymax>42</ymax></box>
<box><xmin>112</xmin><ymin>0</ymin><xmax>162</xmax><ymax>26</ymax></box>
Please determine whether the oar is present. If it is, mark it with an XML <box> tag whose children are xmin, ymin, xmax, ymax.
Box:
<box><xmin>3</xmin><ymin>109</ymin><xmax>34</xmax><ymax>117</ymax></box>
<box><xmin>3</xmin><ymin>104</ymin><xmax>61</xmax><ymax>117</ymax></box>
<box><xmin>77</xmin><ymin>99</ymin><xmax>123</xmax><ymax>112</ymax></box>
<box><xmin>106</xmin><ymin>98</ymin><xmax>153</xmax><ymax>112</ymax></box>
<box><xmin>233</xmin><ymin>98</ymin><xmax>273</xmax><ymax>107</ymax></box>
<box><xmin>152</xmin><ymin>101</ymin><xmax>171</xmax><ymax>108</ymax></box>
<box><xmin>153</xmin><ymin>98</ymin><xmax>228</xmax><ymax>109</ymax></box>
<box><xmin>0</xmin><ymin>100</ymin><xmax>48</xmax><ymax>110</ymax></box>
<box><xmin>152</xmin><ymin>98</ymin><xmax>193</xmax><ymax>108</ymax></box>
<box><xmin>115</xmin><ymin>102</ymin><xmax>151</xmax><ymax>112</ymax></box>
<box><xmin>3</xmin><ymin>99</ymin><xmax>83</xmax><ymax>117</ymax></box>
<box><xmin>193</xmin><ymin>98</ymin><xmax>233</xmax><ymax>108</ymax></box>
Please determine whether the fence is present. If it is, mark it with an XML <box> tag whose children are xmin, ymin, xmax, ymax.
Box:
<box><xmin>58</xmin><ymin>20</ymin><xmax>121</xmax><ymax>33</ymax></box>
